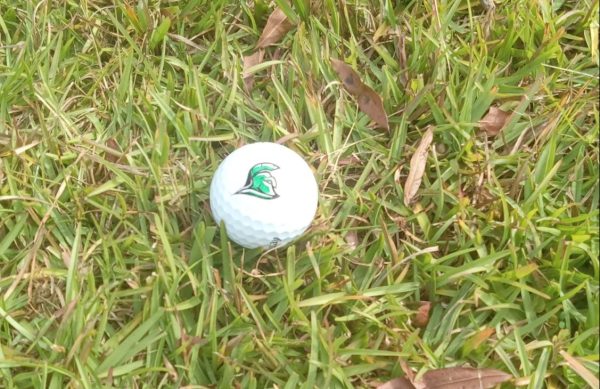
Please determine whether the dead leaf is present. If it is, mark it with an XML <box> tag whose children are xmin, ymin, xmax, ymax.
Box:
<box><xmin>61</xmin><ymin>246</ymin><xmax>71</xmax><ymax>268</ymax></box>
<box><xmin>168</xmin><ymin>33</ymin><xmax>203</xmax><ymax>50</ymax></box>
<box><xmin>107</xmin><ymin>367</ymin><xmax>114</xmax><ymax>387</ymax></box>
<box><xmin>275</xmin><ymin>132</ymin><xmax>299</xmax><ymax>144</ymax></box>
<box><xmin>243</xmin><ymin>49</ymin><xmax>264</xmax><ymax>91</ymax></box>
<box><xmin>377</xmin><ymin>377</ymin><xmax>416</xmax><ymax>389</ymax></box>
<box><xmin>242</xmin><ymin>7</ymin><xmax>293</xmax><ymax>92</ymax></box>
<box><xmin>163</xmin><ymin>355</ymin><xmax>178</xmax><ymax>380</ymax></box>
<box><xmin>331</xmin><ymin>59</ymin><xmax>389</xmax><ymax>130</ymax></box>
<box><xmin>403</xmin><ymin>127</ymin><xmax>434</xmax><ymax>206</ymax></box>
<box><xmin>345</xmin><ymin>230</ymin><xmax>359</xmax><ymax>250</ymax></box>
<box><xmin>373</xmin><ymin>23</ymin><xmax>391</xmax><ymax>42</ymax></box>
<box><xmin>105</xmin><ymin>138</ymin><xmax>122</xmax><ymax>163</ymax></box>
<box><xmin>331</xmin><ymin>58</ymin><xmax>365</xmax><ymax>95</ymax></box>
<box><xmin>480</xmin><ymin>0</ymin><xmax>496</xmax><ymax>12</ymax></box>
<box><xmin>420</xmin><ymin>367</ymin><xmax>512</xmax><ymax>389</ymax></box>
<box><xmin>256</xmin><ymin>8</ymin><xmax>294</xmax><ymax>48</ymax></box>
<box><xmin>394</xmin><ymin>166</ymin><xmax>402</xmax><ymax>184</ymax></box>
<box><xmin>400</xmin><ymin>359</ymin><xmax>416</xmax><ymax>383</ymax></box>
<box><xmin>338</xmin><ymin>154</ymin><xmax>361</xmax><ymax>166</ymax></box>
<box><xmin>413</xmin><ymin>301</ymin><xmax>431</xmax><ymax>328</ymax></box>
<box><xmin>560</xmin><ymin>350</ymin><xmax>600</xmax><ymax>388</ymax></box>
<box><xmin>357</xmin><ymin>89</ymin><xmax>389</xmax><ymax>131</ymax></box>
<box><xmin>479</xmin><ymin>106</ymin><xmax>510</xmax><ymax>137</ymax></box>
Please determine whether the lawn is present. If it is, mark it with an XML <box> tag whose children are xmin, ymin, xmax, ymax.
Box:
<box><xmin>0</xmin><ymin>0</ymin><xmax>598</xmax><ymax>388</ymax></box>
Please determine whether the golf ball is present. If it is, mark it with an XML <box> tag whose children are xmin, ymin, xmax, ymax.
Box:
<box><xmin>209</xmin><ymin>142</ymin><xmax>318</xmax><ymax>249</ymax></box>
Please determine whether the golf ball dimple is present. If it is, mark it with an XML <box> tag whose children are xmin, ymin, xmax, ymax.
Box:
<box><xmin>209</xmin><ymin>142</ymin><xmax>319</xmax><ymax>249</ymax></box>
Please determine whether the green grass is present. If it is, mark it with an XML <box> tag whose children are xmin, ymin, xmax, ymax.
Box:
<box><xmin>0</xmin><ymin>0</ymin><xmax>598</xmax><ymax>388</ymax></box>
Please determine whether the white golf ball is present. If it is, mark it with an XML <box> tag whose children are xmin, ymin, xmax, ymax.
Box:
<box><xmin>209</xmin><ymin>142</ymin><xmax>319</xmax><ymax>249</ymax></box>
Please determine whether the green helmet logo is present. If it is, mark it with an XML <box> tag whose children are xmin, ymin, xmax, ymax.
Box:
<box><xmin>235</xmin><ymin>163</ymin><xmax>280</xmax><ymax>200</ymax></box>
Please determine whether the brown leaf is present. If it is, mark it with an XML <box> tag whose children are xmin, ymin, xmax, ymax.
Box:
<box><xmin>243</xmin><ymin>49</ymin><xmax>264</xmax><ymax>92</ymax></box>
<box><xmin>357</xmin><ymin>89</ymin><xmax>389</xmax><ymax>131</ymax></box>
<box><xmin>168</xmin><ymin>33</ymin><xmax>203</xmax><ymax>50</ymax></box>
<box><xmin>377</xmin><ymin>377</ymin><xmax>416</xmax><ymax>389</ymax></box>
<box><xmin>275</xmin><ymin>132</ymin><xmax>299</xmax><ymax>145</ymax></box>
<box><xmin>163</xmin><ymin>355</ymin><xmax>178</xmax><ymax>380</ymax></box>
<box><xmin>413</xmin><ymin>301</ymin><xmax>431</xmax><ymax>328</ymax></box>
<box><xmin>331</xmin><ymin>58</ymin><xmax>365</xmax><ymax>95</ymax></box>
<box><xmin>479</xmin><ymin>106</ymin><xmax>510</xmax><ymax>137</ymax></box>
<box><xmin>373</xmin><ymin>24</ymin><xmax>391</xmax><ymax>42</ymax></box>
<box><xmin>345</xmin><ymin>230</ymin><xmax>359</xmax><ymax>250</ymax></box>
<box><xmin>105</xmin><ymin>138</ymin><xmax>122</xmax><ymax>163</ymax></box>
<box><xmin>560</xmin><ymin>350</ymin><xmax>600</xmax><ymax>389</ymax></box>
<box><xmin>331</xmin><ymin>59</ymin><xmax>389</xmax><ymax>130</ymax></box>
<box><xmin>400</xmin><ymin>358</ymin><xmax>416</xmax><ymax>383</ymax></box>
<box><xmin>394</xmin><ymin>166</ymin><xmax>402</xmax><ymax>185</ymax></box>
<box><xmin>480</xmin><ymin>0</ymin><xmax>496</xmax><ymax>12</ymax></box>
<box><xmin>256</xmin><ymin>8</ymin><xmax>294</xmax><ymax>48</ymax></box>
<box><xmin>338</xmin><ymin>154</ymin><xmax>362</xmax><ymax>166</ymax></box>
<box><xmin>420</xmin><ymin>367</ymin><xmax>512</xmax><ymax>389</ymax></box>
<box><xmin>403</xmin><ymin>127</ymin><xmax>434</xmax><ymax>206</ymax></box>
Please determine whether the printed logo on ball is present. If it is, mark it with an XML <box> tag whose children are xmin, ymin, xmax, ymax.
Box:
<box><xmin>235</xmin><ymin>162</ymin><xmax>280</xmax><ymax>200</ymax></box>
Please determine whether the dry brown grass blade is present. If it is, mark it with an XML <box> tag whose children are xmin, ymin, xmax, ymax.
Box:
<box><xmin>403</xmin><ymin>127</ymin><xmax>434</xmax><ymax>206</ymax></box>
<box><xmin>243</xmin><ymin>49</ymin><xmax>264</xmax><ymax>92</ymax></box>
<box><xmin>420</xmin><ymin>367</ymin><xmax>512</xmax><ymax>389</ymax></box>
<box><xmin>463</xmin><ymin>327</ymin><xmax>495</xmax><ymax>355</ymax></box>
<box><xmin>560</xmin><ymin>350</ymin><xmax>600</xmax><ymax>389</ymax></box>
<box><xmin>256</xmin><ymin>8</ymin><xmax>294</xmax><ymax>48</ymax></box>
<box><xmin>376</xmin><ymin>377</ymin><xmax>416</xmax><ymax>389</ymax></box>
<box><xmin>395</xmin><ymin>30</ymin><xmax>408</xmax><ymax>86</ymax></box>
<box><xmin>479</xmin><ymin>106</ymin><xmax>510</xmax><ymax>137</ymax></box>
<box><xmin>331</xmin><ymin>58</ymin><xmax>389</xmax><ymax>130</ymax></box>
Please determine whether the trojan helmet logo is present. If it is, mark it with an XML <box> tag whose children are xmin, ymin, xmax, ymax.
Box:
<box><xmin>235</xmin><ymin>163</ymin><xmax>280</xmax><ymax>200</ymax></box>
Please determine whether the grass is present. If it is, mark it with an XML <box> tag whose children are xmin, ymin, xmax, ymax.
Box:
<box><xmin>0</xmin><ymin>0</ymin><xmax>598</xmax><ymax>388</ymax></box>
